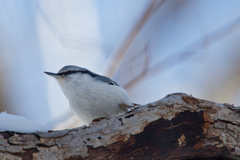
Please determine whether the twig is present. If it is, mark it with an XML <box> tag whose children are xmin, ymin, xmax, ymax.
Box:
<box><xmin>104</xmin><ymin>0</ymin><xmax>167</xmax><ymax>78</ymax></box>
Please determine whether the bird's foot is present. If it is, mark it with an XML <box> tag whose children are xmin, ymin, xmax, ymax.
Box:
<box><xmin>120</xmin><ymin>103</ymin><xmax>139</xmax><ymax>113</ymax></box>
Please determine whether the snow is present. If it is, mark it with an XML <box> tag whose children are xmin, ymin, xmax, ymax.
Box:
<box><xmin>0</xmin><ymin>112</ymin><xmax>48</xmax><ymax>133</ymax></box>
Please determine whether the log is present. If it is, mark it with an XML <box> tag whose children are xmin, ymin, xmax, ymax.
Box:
<box><xmin>1</xmin><ymin>93</ymin><xmax>240</xmax><ymax>160</ymax></box>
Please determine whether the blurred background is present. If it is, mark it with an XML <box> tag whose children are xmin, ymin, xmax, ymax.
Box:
<box><xmin>1</xmin><ymin>0</ymin><xmax>240</xmax><ymax>130</ymax></box>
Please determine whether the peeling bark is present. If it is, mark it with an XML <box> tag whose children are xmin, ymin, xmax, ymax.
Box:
<box><xmin>1</xmin><ymin>93</ymin><xmax>240</xmax><ymax>160</ymax></box>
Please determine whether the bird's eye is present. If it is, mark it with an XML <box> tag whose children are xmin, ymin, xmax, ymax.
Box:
<box><xmin>108</xmin><ymin>82</ymin><xmax>119</xmax><ymax>86</ymax></box>
<box><xmin>108</xmin><ymin>82</ymin><xmax>115</xmax><ymax>85</ymax></box>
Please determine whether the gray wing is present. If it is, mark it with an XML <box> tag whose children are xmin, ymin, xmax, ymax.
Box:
<box><xmin>96</xmin><ymin>75</ymin><xmax>120</xmax><ymax>86</ymax></box>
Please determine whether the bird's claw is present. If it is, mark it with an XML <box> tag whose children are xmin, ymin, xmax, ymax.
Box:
<box><xmin>120</xmin><ymin>103</ymin><xmax>139</xmax><ymax>113</ymax></box>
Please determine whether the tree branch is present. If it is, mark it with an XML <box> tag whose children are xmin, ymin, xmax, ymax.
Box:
<box><xmin>1</xmin><ymin>93</ymin><xmax>240</xmax><ymax>159</ymax></box>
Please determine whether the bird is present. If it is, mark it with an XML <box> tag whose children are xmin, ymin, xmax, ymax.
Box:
<box><xmin>44</xmin><ymin>65</ymin><xmax>132</xmax><ymax>125</ymax></box>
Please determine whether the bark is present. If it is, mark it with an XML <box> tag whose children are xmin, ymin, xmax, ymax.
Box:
<box><xmin>1</xmin><ymin>93</ymin><xmax>240</xmax><ymax>160</ymax></box>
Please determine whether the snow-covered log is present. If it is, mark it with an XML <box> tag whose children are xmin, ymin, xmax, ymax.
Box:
<box><xmin>1</xmin><ymin>93</ymin><xmax>240</xmax><ymax>160</ymax></box>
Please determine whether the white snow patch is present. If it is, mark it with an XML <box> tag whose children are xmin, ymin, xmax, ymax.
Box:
<box><xmin>0</xmin><ymin>112</ymin><xmax>48</xmax><ymax>133</ymax></box>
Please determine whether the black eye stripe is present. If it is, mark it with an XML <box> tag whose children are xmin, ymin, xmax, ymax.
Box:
<box><xmin>59</xmin><ymin>70</ymin><xmax>98</xmax><ymax>78</ymax></box>
<box><xmin>58</xmin><ymin>70</ymin><xmax>119</xmax><ymax>87</ymax></box>
<box><xmin>108</xmin><ymin>82</ymin><xmax>119</xmax><ymax>86</ymax></box>
<box><xmin>81</xmin><ymin>70</ymin><xmax>98</xmax><ymax>77</ymax></box>
<box><xmin>60</xmin><ymin>71</ymin><xmax>79</xmax><ymax>75</ymax></box>
<box><xmin>108</xmin><ymin>82</ymin><xmax>115</xmax><ymax>85</ymax></box>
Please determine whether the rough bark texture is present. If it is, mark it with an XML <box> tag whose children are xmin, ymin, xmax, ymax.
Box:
<box><xmin>1</xmin><ymin>93</ymin><xmax>240</xmax><ymax>160</ymax></box>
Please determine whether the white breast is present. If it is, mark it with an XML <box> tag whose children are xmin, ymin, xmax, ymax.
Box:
<box><xmin>57</xmin><ymin>74</ymin><xmax>131</xmax><ymax>125</ymax></box>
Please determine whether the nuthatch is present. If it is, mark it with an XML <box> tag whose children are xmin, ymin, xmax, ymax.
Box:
<box><xmin>45</xmin><ymin>65</ymin><xmax>132</xmax><ymax>125</ymax></box>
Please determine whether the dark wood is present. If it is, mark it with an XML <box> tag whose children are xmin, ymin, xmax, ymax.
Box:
<box><xmin>76</xmin><ymin>112</ymin><xmax>233</xmax><ymax>160</ymax></box>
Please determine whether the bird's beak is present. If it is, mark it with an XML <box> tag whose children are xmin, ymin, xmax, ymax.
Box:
<box><xmin>44</xmin><ymin>72</ymin><xmax>62</xmax><ymax>78</ymax></box>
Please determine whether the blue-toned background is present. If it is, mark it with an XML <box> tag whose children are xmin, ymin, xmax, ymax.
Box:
<box><xmin>1</xmin><ymin>0</ymin><xmax>240</xmax><ymax>129</ymax></box>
